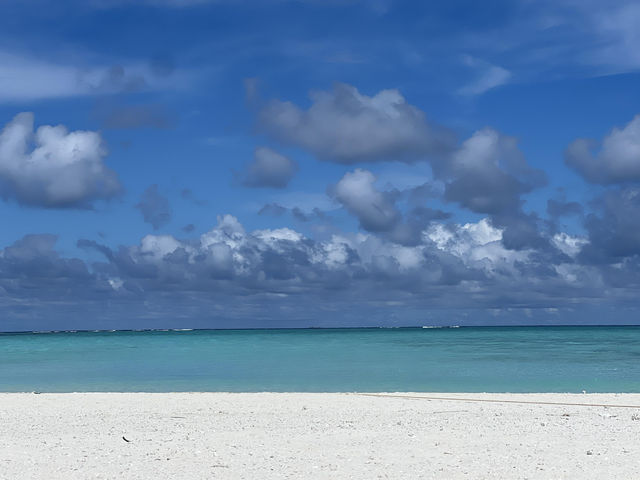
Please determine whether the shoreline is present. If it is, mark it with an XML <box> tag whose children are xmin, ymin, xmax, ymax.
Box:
<box><xmin>2</xmin><ymin>392</ymin><xmax>639</xmax><ymax>479</ymax></box>
<box><xmin>6</xmin><ymin>391</ymin><xmax>640</xmax><ymax>402</ymax></box>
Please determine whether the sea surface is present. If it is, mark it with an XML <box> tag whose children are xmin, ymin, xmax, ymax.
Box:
<box><xmin>1</xmin><ymin>326</ymin><xmax>639</xmax><ymax>392</ymax></box>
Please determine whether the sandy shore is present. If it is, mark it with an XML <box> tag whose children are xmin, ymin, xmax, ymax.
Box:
<box><xmin>1</xmin><ymin>393</ymin><xmax>640</xmax><ymax>479</ymax></box>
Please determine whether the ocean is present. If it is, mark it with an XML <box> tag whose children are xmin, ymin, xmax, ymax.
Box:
<box><xmin>1</xmin><ymin>326</ymin><xmax>639</xmax><ymax>392</ymax></box>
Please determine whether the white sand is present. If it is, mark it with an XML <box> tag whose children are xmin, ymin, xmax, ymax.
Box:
<box><xmin>1</xmin><ymin>393</ymin><xmax>640</xmax><ymax>479</ymax></box>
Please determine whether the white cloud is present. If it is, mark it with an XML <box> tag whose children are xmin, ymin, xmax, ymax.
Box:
<box><xmin>0</xmin><ymin>112</ymin><xmax>121</xmax><ymax>207</ymax></box>
<box><xmin>257</xmin><ymin>83</ymin><xmax>455</xmax><ymax>163</ymax></box>
<box><xmin>240</xmin><ymin>147</ymin><xmax>298</xmax><ymax>188</ymax></box>
<box><xmin>140</xmin><ymin>234</ymin><xmax>184</xmax><ymax>259</ymax></box>
<box><xmin>443</xmin><ymin>128</ymin><xmax>546</xmax><ymax>215</ymax></box>
<box><xmin>552</xmin><ymin>232</ymin><xmax>588</xmax><ymax>257</ymax></box>
<box><xmin>426</xmin><ymin>218</ymin><xmax>530</xmax><ymax>274</ymax></box>
<box><xmin>122</xmin><ymin>214</ymin><xmax>441</xmax><ymax>280</ymax></box>
<box><xmin>332</xmin><ymin>169</ymin><xmax>400</xmax><ymax>232</ymax></box>
<box><xmin>565</xmin><ymin>115</ymin><xmax>640</xmax><ymax>184</ymax></box>
<box><xmin>16</xmin><ymin>211</ymin><xmax>624</xmax><ymax>320</ymax></box>
<box><xmin>254</xmin><ymin>227</ymin><xmax>304</xmax><ymax>244</ymax></box>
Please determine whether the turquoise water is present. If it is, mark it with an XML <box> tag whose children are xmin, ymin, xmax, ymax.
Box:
<box><xmin>1</xmin><ymin>327</ymin><xmax>639</xmax><ymax>392</ymax></box>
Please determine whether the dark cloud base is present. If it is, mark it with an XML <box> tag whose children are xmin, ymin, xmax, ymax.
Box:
<box><xmin>2</xmin><ymin>211</ymin><xmax>639</xmax><ymax>331</ymax></box>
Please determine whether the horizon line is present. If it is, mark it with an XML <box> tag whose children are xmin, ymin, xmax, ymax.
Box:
<box><xmin>2</xmin><ymin>324</ymin><xmax>640</xmax><ymax>336</ymax></box>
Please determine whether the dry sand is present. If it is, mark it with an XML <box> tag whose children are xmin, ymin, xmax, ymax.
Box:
<box><xmin>1</xmin><ymin>392</ymin><xmax>640</xmax><ymax>479</ymax></box>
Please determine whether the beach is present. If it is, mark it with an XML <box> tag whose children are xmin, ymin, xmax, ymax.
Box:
<box><xmin>2</xmin><ymin>393</ymin><xmax>639</xmax><ymax>479</ymax></box>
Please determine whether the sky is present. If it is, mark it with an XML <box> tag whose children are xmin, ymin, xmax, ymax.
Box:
<box><xmin>2</xmin><ymin>0</ymin><xmax>640</xmax><ymax>331</ymax></box>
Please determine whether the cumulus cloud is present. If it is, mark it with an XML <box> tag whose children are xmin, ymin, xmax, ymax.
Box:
<box><xmin>0</xmin><ymin>234</ymin><xmax>90</xmax><ymax>294</ymax></box>
<box><xmin>240</xmin><ymin>147</ymin><xmax>298</xmax><ymax>188</ymax></box>
<box><xmin>442</xmin><ymin>128</ymin><xmax>546</xmax><ymax>214</ymax></box>
<box><xmin>495</xmin><ymin>211</ymin><xmax>550</xmax><ymax>251</ymax></box>
<box><xmin>84</xmin><ymin>214</ymin><xmax>497</xmax><ymax>290</ymax></box>
<box><xmin>580</xmin><ymin>187</ymin><xmax>640</xmax><ymax>262</ymax></box>
<box><xmin>255</xmin><ymin>84</ymin><xmax>545</xmax><ymax>249</ymax></box>
<box><xmin>330</xmin><ymin>169</ymin><xmax>452</xmax><ymax>246</ymax></box>
<box><xmin>332</xmin><ymin>169</ymin><xmax>400</xmax><ymax>232</ymax></box>
<box><xmin>256</xmin><ymin>83</ymin><xmax>455</xmax><ymax>164</ymax></box>
<box><xmin>135</xmin><ymin>185</ymin><xmax>172</xmax><ymax>229</ymax></box>
<box><xmin>0</xmin><ymin>113</ymin><xmax>121</xmax><ymax>208</ymax></box>
<box><xmin>565</xmin><ymin>115</ymin><xmax>640</xmax><ymax>184</ymax></box>
<box><xmin>72</xmin><ymin>214</ymin><xmax>608</xmax><ymax>308</ymax></box>
<box><xmin>4</xmin><ymin>210</ymin><xmax>639</xmax><ymax>329</ymax></box>
<box><xmin>432</xmin><ymin>128</ymin><xmax>549</xmax><ymax>251</ymax></box>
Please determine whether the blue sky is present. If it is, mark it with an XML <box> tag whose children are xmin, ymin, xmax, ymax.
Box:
<box><xmin>2</xmin><ymin>0</ymin><xmax>640</xmax><ymax>330</ymax></box>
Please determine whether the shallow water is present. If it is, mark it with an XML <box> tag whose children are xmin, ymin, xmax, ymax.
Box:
<box><xmin>1</xmin><ymin>326</ymin><xmax>639</xmax><ymax>392</ymax></box>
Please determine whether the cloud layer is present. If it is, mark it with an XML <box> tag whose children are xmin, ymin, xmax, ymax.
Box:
<box><xmin>2</xmin><ymin>207</ymin><xmax>635</xmax><ymax>330</ymax></box>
